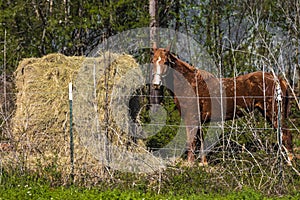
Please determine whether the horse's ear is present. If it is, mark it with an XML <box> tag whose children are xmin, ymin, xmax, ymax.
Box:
<box><xmin>152</xmin><ymin>42</ymin><xmax>157</xmax><ymax>51</ymax></box>
<box><xmin>166</xmin><ymin>43</ymin><xmax>172</xmax><ymax>52</ymax></box>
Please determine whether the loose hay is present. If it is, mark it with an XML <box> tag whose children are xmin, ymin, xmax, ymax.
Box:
<box><xmin>6</xmin><ymin>52</ymin><xmax>161</xmax><ymax>184</ymax></box>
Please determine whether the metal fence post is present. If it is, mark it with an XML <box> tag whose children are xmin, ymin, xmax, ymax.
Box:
<box><xmin>69</xmin><ymin>82</ymin><xmax>74</xmax><ymax>182</ymax></box>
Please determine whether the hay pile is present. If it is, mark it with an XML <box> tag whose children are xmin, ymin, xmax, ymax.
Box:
<box><xmin>8</xmin><ymin>52</ymin><xmax>157</xmax><ymax>182</ymax></box>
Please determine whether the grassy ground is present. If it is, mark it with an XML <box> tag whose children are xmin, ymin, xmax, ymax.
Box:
<box><xmin>1</xmin><ymin>166</ymin><xmax>300</xmax><ymax>200</ymax></box>
<box><xmin>1</xmin><ymin>181</ymin><xmax>300</xmax><ymax>200</ymax></box>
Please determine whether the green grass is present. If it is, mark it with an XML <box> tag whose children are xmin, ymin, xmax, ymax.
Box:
<box><xmin>1</xmin><ymin>168</ymin><xmax>300</xmax><ymax>200</ymax></box>
<box><xmin>1</xmin><ymin>183</ymin><xmax>300</xmax><ymax>200</ymax></box>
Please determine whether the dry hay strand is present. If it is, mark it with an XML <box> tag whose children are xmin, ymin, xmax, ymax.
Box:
<box><xmin>7</xmin><ymin>52</ymin><xmax>154</xmax><ymax>183</ymax></box>
<box><xmin>0</xmin><ymin>75</ymin><xmax>13</xmax><ymax>114</ymax></box>
<box><xmin>0</xmin><ymin>75</ymin><xmax>14</xmax><ymax>142</ymax></box>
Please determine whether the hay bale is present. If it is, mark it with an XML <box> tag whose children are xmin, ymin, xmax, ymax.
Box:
<box><xmin>9</xmin><ymin>52</ymin><xmax>153</xmax><ymax>182</ymax></box>
<box><xmin>72</xmin><ymin>53</ymin><xmax>163</xmax><ymax>173</ymax></box>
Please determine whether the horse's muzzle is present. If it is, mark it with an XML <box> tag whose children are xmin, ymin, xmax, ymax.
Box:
<box><xmin>152</xmin><ymin>83</ymin><xmax>161</xmax><ymax>90</ymax></box>
<box><xmin>152</xmin><ymin>74</ymin><xmax>162</xmax><ymax>89</ymax></box>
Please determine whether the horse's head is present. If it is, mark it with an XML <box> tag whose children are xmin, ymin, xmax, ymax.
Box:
<box><xmin>151</xmin><ymin>44</ymin><xmax>171</xmax><ymax>89</ymax></box>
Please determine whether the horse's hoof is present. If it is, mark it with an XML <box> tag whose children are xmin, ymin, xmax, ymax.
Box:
<box><xmin>180</xmin><ymin>160</ymin><xmax>194</xmax><ymax>167</ymax></box>
<box><xmin>198</xmin><ymin>161</ymin><xmax>208</xmax><ymax>167</ymax></box>
<box><xmin>287</xmin><ymin>153</ymin><xmax>294</xmax><ymax>166</ymax></box>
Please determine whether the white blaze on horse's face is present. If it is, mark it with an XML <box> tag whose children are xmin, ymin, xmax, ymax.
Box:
<box><xmin>152</xmin><ymin>56</ymin><xmax>162</xmax><ymax>87</ymax></box>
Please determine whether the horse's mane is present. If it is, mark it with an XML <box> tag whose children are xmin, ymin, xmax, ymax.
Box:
<box><xmin>170</xmin><ymin>53</ymin><xmax>215</xmax><ymax>80</ymax></box>
<box><xmin>197</xmin><ymin>69</ymin><xmax>215</xmax><ymax>80</ymax></box>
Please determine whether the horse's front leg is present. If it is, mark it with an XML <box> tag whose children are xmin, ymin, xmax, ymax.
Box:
<box><xmin>199</xmin><ymin>128</ymin><xmax>208</xmax><ymax>166</ymax></box>
<box><xmin>186</xmin><ymin>126</ymin><xmax>208</xmax><ymax>166</ymax></box>
<box><xmin>186</xmin><ymin>126</ymin><xmax>197</xmax><ymax>164</ymax></box>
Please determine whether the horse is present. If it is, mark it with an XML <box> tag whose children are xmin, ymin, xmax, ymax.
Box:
<box><xmin>151</xmin><ymin>44</ymin><xmax>293</xmax><ymax>165</ymax></box>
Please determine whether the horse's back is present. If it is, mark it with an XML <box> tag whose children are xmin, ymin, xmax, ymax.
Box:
<box><xmin>242</xmin><ymin>71</ymin><xmax>288</xmax><ymax>92</ymax></box>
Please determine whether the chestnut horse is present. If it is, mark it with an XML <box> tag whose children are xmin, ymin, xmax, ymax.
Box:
<box><xmin>151</xmin><ymin>45</ymin><xmax>293</xmax><ymax>165</ymax></box>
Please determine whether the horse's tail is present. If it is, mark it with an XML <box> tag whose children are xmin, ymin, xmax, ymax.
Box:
<box><xmin>269</xmin><ymin>69</ymin><xmax>290</xmax><ymax>118</ymax></box>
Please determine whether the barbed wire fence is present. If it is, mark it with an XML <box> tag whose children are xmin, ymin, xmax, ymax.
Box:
<box><xmin>0</xmin><ymin>30</ymin><xmax>300</xmax><ymax>194</ymax></box>
<box><xmin>1</xmin><ymin>74</ymin><xmax>300</xmax><ymax>190</ymax></box>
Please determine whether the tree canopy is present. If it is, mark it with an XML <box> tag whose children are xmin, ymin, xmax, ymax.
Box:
<box><xmin>1</xmin><ymin>0</ymin><xmax>299</xmax><ymax>80</ymax></box>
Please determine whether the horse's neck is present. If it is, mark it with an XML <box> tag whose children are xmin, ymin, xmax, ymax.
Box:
<box><xmin>169</xmin><ymin>54</ymin><xmax>215</xmax><ymax>88</ymax></box>
<box><xmin>170</xmin><ymin>54</ymin><xmax>197</xmax><ymax>76</ymax></box>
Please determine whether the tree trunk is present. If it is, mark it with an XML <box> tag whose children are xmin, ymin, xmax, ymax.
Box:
<box><xmin>149</xmin><ymin>0</ymin><xmax>158</xmax><ymax>44</ymax></box>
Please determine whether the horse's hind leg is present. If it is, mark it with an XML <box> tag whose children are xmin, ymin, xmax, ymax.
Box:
<box><xmin>265</xmin><ymin>107</ymin><xmax>294</xmax><ymax>164</ymax></box>
<box><xmin>276</xmin><ymin>119</ymin><xmax>294</xmax><ymax>165</ymax></box>
<box><xmin>282</xmin><ymin>127</ymin><xmax>294</xmax><ymax>163</ymax></box>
